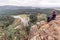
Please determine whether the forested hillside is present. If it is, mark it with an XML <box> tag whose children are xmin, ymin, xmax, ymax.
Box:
<box><xmin>0</xmin><ymin>5</ymin><xmax>60</xmax><ymax>15</ymax></box>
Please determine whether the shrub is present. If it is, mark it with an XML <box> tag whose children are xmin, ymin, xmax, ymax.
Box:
<box><xmin>29</xmin><ymin>14</ymin><xmax>37</xmax><ymax>23</ymax></box>
<box><xmin>37</xmin><ymin>14</ymin><xmax>47</xmax><ymax>21</ymax></box>
<box><xmin>0</xmin><ymin>15</ymin><xmax>15</xmax><ymax>29</ymax></box>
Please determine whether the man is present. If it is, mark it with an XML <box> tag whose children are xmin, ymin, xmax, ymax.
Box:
<box><xmin>51</xmin><ymin>10</ymin><xmax>56</xmax><ymax>20</ymax></box>
<box><xmin>47</xmin><ymin>10</ymin><xmax>56</xmax><ymax>22</ymax></box>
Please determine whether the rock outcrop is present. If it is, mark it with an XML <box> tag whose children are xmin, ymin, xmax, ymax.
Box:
<box><xmin>29</xmin><ymin>15</ymin><xmax>60</xmax><ymax>40</ymax></box>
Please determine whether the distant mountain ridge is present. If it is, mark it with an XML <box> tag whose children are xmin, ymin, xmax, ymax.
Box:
<box><xmin>0</xmin><ymin>5</ymin><xmax>38</xmax><ymax>9</ymax></box>
<box><xmin>0</xmin><ymin>5</ymin><xmax>60</xmax><ymax>15</ymax></box>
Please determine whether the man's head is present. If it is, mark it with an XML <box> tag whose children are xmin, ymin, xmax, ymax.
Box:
<box><xmin>51</xmin><ymin>10</ymin><xmax>56</xmax><ymax>14</ymax></box>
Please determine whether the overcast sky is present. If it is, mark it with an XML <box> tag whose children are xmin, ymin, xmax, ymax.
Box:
<box><xmin>0</xmin><ymin>0</ymin><xmax>60</xmax><ymax>7</ymax></box>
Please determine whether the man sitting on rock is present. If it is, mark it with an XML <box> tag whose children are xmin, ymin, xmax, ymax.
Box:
<box><xmin>47</xmin><ymin>10</ymin><xmax>56</xmax><ymax>22</ymax></box>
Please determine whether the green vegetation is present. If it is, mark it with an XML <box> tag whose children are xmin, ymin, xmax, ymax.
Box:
<box><xmin>29</xmin><ymin>14</ymin><xmax>37</xmax><ymax>23</ymax></box>
<box><xmin>0</xmin><ymin>14</ymin><xmax>47</xmax><ymax>40</ymax></box>
<box><xmin>0</xmin><ymin>15</ymin><xmax>14</xmax><ymax>29</ymax></box>
<box><xmin>37</xmin><ymin>13</ymin><xmax>47</xmax><ymax>21</ymax></box>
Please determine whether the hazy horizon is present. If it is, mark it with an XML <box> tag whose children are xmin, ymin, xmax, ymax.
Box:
<box><xmin>0</xmin><ymin>0</ymin><xmax>60</xmax><ymax>8</ymax></box>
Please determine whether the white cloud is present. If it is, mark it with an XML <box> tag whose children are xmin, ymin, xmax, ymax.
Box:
<box><xmin>0</xmin><ymin>0</ymin><xmax>60</xmax><ymax>7</ymax></box>
<box><xmin>37</xmin><ymin>0</ymin><xmax>60</xmax><ymax>7</ymax></box>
